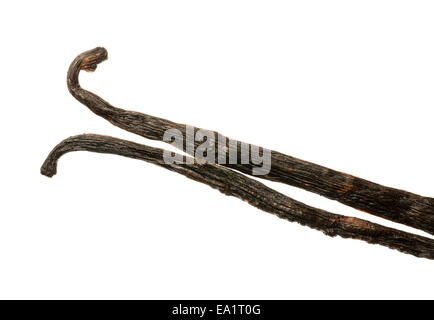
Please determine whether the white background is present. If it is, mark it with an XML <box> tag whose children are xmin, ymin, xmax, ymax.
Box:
<box><xmin>1</xmin><ymin>1</ymin><xmax>433</xmax><ymax>299</ymax></box>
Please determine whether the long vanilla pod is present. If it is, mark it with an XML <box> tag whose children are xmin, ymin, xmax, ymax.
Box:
<box><xmin>66</xmin><ymin>47</ymin><xmax>434</xmax><ymax>235</ymax></box>
<box><xmin>41</xmin><ymin>134</ymin><xmax>434</xmax><ymax>259</ymax></box>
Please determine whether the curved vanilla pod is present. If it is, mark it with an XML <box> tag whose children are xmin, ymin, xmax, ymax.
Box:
<box><xmin>41</xmin><ymin>134</ymin><xmax>434</xmax><ymax>259</ymax></box>
<box><xmin>66</xmin><ymin>47</ymin><xmax>434</xmax><ymax>235</ymax></box>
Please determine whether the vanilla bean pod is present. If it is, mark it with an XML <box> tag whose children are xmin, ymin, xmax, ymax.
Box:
<box><xmin>67</xmin><ymin>47</ymin><xmax>434</xmax><ymax>235</ymax></box>
<box><xmin>41</xmin><ymin>134</ymin><xmax>434</xmax><ymax>259</ymax></box>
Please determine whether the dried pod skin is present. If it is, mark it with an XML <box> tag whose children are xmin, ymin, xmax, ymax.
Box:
<box><xmin>41</xmin><ymin>48</ymin><xmax>434</xmax><ymax>260</ymax></box>
<box><xmin>66</xmin><ymin>47</ymin><xmax>434</xmax><ymax>235</ymax></box>
<box><xmin>41</xmin><ymin>134</ymin><xmax>434</xmax><ymax>260</ymax></box>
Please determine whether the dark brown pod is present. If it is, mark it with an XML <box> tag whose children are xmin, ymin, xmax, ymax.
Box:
<box><xmin>41</xmin><ymin>134</ymin><xmax>434</xmax><ymax>260</ymax></box>
<box><xmin>66</xmin><ymin>47</ymin><xmax>434</xmax><ymax>235</ymax></box>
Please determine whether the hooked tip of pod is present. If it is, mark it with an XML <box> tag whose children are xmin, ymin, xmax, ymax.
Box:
<box><xmin>80</xmin><ymin>47</ymin><xmax>108</xmax><ymax>72</ymax></box>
